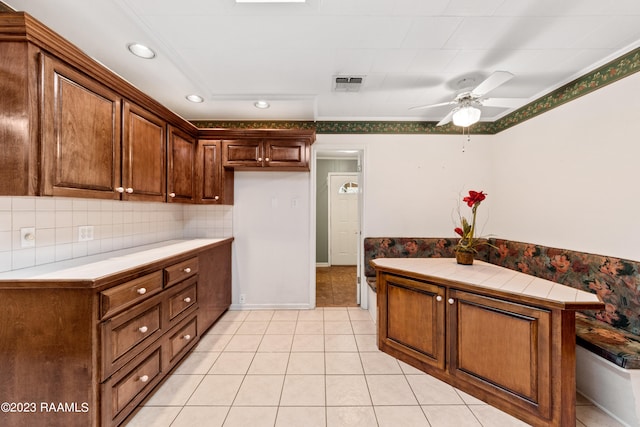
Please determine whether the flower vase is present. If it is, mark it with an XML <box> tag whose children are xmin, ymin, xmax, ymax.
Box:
<box><xmin>455</xmin><ymin>251</ymin><xmax>474</xmax><ymax>265</ymax></box>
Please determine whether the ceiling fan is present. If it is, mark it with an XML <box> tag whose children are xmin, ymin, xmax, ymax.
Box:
<box><xmin>410</xmin><ymin>71</ymin><xmax>526</xmax><ymax>127</ymax></box>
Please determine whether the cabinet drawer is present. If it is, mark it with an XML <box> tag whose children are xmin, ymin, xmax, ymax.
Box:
<box><xmin>103</xmin><ymin>346</ymin><xmax>162</xmax><ymax>425</ymax></box>
<box><xmin>165</xmin><ymin>257</ymin><xmax>198</xmax><ymax>288</ymax></box>
<box><xmin>168</xmin><ymin>277</ymin><xmax>197</xmax><ymax>323</ymax></box>
<box><xmin>168</xmin><ymin>316</ymin><xmax>198</xmax><ymax>363</ymax></box>
<box><xmin>100</xmin><ymin>271</ymin><xmax>163</xmax><ymax>319</ymax></box>
<box><xmin>111</xmin><ymin>306</ymin><xmax>161</xmax><ymax>362</ymax></box>
<box><xmin>102</xmin><ymin>296</ymin><xmax>162</xmax><ymax>380</ymax></box>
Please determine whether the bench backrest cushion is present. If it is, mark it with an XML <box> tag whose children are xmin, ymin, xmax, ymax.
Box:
<box><xmin>363</xmin><ymin>237</ymin><xmax>490</xmax><ymax>278</ymax></box>
<box><xmin>489</xmin><ymin>239</ymin><xmax>640</xmax><ymax>337</ymax></box>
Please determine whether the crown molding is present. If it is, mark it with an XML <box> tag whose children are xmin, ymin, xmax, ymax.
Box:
<box><xmin>192</xmin><ymin>47</ymin><xmax>640</xmax><ymax>135</ymax></box>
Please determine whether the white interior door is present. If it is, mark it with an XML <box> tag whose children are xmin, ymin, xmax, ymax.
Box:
<box><xmin>329</xmin><ymin>173</ymin><xmax>359</xmax><ymax>265</ymax></box>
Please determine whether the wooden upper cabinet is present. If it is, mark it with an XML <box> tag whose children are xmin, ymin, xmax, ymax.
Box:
<box><xmin>167</xmin><ymin>126</ymin><xmax>196</xmax><ymax>203</ymax></box>
<box><xmin>196</xmin><ymin>139</ymin><xmax>234</xmax><ymax>204</ymax></box>
<box><xmin>218</xmin><ymin>130</ymin><xmax>315</xmax><ymax>171</ymax></box>
<box><xmin>222</xmin><ymin>139</ymin><xmax>262</xmax><ymax>168</ymax></box>
<box><xmin>264</xmin><ymin>139</ymin><xmax>308</xmax><ymax>169</ymax></box>
<box><xmin>41</xmin><ymin>55</ymin><xmax>122</xmax><ymax>199</ymax></box>
<box><xmin>122</xmin><ymin>101</ymin><xmax>166</xmax><ymax>202</ymax></box>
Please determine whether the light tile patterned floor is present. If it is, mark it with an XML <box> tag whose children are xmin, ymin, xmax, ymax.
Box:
<box><xmin>126</xmin><ymin>308</ymin><xmax>623</xmax><ymax>427</ymax></box>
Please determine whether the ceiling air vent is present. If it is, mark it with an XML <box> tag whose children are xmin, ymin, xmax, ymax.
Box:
<box><xmin>334</xmin><ymin>76</ymin><xmax>364</xmax><ymax>92</ymax></box>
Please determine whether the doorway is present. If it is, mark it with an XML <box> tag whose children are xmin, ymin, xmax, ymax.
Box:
<box><xmin>314</xmin><ymin>153</ymin><xmax>362</xmax><ymax>307</ymax></box>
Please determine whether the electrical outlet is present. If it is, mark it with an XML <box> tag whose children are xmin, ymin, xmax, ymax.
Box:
<box><xmin>78</xmin><ymin>226</ymin><xmax>94</xmax><ymax>242</ymax></box>
<box><xmin>239</xmin><ymin>294</ymin><xmax>246</xmax><ymax>304</ymax></box>
<box><xmin>20</xmin><ymin>227</ymin><xmax>36</xmax><ymax>248</ymax></box>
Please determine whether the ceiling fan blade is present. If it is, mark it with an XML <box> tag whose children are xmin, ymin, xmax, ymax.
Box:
<box><xmin>436</xmin><ymin>110</ymin><xmax>455</xmax><ymax>126</ymax></box>
<box><xmin>471</xmin><ymin>71</ymin><xmax>514</xmax><ymax>97</ymax></box>
<box><xmin>481</xmin><ymin>97</ymin><xmax>529</xmax><ymax>108</ymax></box>
<box><xmin>409</xmin><ymin>101</ymin><xmax>454</xmax><ymax>111</ymax></box>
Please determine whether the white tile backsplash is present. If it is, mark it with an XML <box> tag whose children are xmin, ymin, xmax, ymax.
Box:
<box><xmin>0</xmin><ymin>197</ymin><xmax>233</xmax><ymax>273</ymax></box>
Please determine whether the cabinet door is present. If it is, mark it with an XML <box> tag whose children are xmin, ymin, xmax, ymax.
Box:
<box><xmin>122</xmin><ymin>101</ymin><xmax>166</xmax><ymax>202</ymax></box>
<box><xmin>264</xmin><ymin>139</ymin><xmax>309</xmax><ymax>170</ymax></box>
<box><xmin>167</xmin><ymin>126</ymin><xmax>196</xmax><ymax>203</ymax></box>
<box><xmin>196</xmin><ymin>139</ymin><xmax>234</xmax><ymax>204</ymax></box>
<box><xmin>42</xmin><ymin>55</ymin><xmax>122</xmax><ymax>199</ymax></box>
<box><xmin>197</xmin><ymin>241</ymin><xmax>232</xmax><ymax>335</ymax></box>
<box><xmin>222</xmin><ymin>139</ymin><xmax>263</xmax><ymax>168</ymax></box>
<box><xmin>378</xmin><ymin>274</ymin><xmax>446</xmax><ymax>370</ymax></box>
<box><xmin>448</xmin><ymin>289</ymin><xmax>551</xmax><ymax>418</ymax></box>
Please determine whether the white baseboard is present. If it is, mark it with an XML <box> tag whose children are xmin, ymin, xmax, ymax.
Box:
<box><xmin>316</xmin><ymin>262</ymin><xmax>330</xmax><ymax>267</ymax></box>
<box><xmin>229</xmin><ymin>303</ymin><xmax>313</xmax><ymax>310</ymax></box>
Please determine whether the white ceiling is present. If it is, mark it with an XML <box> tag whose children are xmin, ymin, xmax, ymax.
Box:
<box><xmin>6</xmin><ymin>0</ymin><xmax>640</xmax><ymax>123</ymax></box>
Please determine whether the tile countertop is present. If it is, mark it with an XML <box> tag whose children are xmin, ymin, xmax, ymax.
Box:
<box><xmin>371</xmin><ymin>258</ymin><xmax>603</xmax><ymax>309</ymax></box>
<box><xmin>0</xmin><ymin>238</ymin><xmax>232</xmax><ymax>281</ymax></box>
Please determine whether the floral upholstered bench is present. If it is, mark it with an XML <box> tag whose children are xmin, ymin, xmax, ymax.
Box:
<box><xmin>364</xmin><ymin>237</ymin><xmax>640</xmax><ymax>425</ymax></box>
<box><xmin>363</xmin><ymin>237</ymin><xmax>490</xmax><ymax>291</ymax></box>
<box><xmin>489</xmin><ymin>239</ymin><xmax>640</xmax><ymax>371</ymax></box>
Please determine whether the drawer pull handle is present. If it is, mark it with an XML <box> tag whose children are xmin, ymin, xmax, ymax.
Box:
<box><xmin>115</xmin><ymin>187</ymin><xmax>125</xmax><ymax>193</ymax></box>
<box><xmin>169</xmin><ymin>192</ymin><xmax>176</xmax><ymax>198</ymax></box>
<box><xmin>137</xmin><ymin>287</ymin><xmax>147</xmax><ymax>295</ymax></box>
<box><xmin>139</xmin><ymin>375</ymin><xmax>149</xmax><ymax>383</ymax></box>
<box><xmin>183</xmin><ymin>334</ymin><xmax>192</xmax><ymax>340</ymax></box>
<box><xmin>184</xmin><ymin>297</ymin><xmax>192</xmax><ymax>303</ymax></box>
<box><xmin>265</xmin><ymin>157</ymin><xmax>270</xmax><ymax>162</ymax></box>
<box><xmin>138</xmin><ymin>326</ymin><xmax>148</xmax><ymax>333</ymax></box>
<box><xmin>125</xmin><ymin>187</ymin><xmax>134</xmax><ymax>194</ymax></box>
<box><xmin>436</xmin><ymin>296</ymin><xmax>443</xmax><ymax>302</ymax></box>
<box><xmin>184</xmin><ymin>267</ymin><xmax>191</xmax><ymax>273</ymax></box>
<box><xmin>214</xmin><ymin>195</ymin><xmax>220</xmax><ymax>200</ymax></box>
<box><xmin>448</xmin><ymin>298</ymin><xmax>455</xmax><ymax>305</ymax></box>
<box><xmin>258</xmin><ymin>157</ymin><xmax>262</xmax><ymax>162</ymax></box>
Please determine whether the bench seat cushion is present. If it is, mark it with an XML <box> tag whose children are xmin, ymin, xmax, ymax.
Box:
<box><xmin>576</xmin><ymin>313</ymin><xmax>640</xmax><ymax>369</ymax></box>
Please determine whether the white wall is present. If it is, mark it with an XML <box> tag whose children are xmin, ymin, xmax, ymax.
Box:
<box><xmin>314</xmin><ymin>134</ymin><xmax>493</xmax><ymax>239</ymax></box>
<box><xmin>231</xmin><ymin>171</ymin><xmax>312</xmax><ymax>309</ymax></box>
<box><xmin>491</xmin><ymin>71</ymin><xmax>640</xmax><ymax>261</ymax></box>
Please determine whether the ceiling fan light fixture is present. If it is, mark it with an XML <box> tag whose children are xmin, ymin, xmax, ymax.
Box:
<box><xmin>452</xmin><ymin>106</ymin><xmax>481</xmax><ymax>127</ymax></box>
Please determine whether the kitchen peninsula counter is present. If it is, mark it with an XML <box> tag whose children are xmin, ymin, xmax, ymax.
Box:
<box><xmin>372</xmin><ymin>257</ymin><xmax>604</xmax><ymax>427</ymax></box>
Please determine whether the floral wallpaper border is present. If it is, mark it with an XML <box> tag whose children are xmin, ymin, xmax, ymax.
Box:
<box><xmin>192</xmin><ymin>47</ymin><xmax>640</xmax><ymax>135</ymax></box>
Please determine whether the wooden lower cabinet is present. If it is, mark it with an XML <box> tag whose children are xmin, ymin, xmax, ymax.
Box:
<box><xmin>378</xmin><ymin>272</ymin><xmax>571</xmax><ymax>427</ymax></box>
<box><xmin>0</xmin><ymin>239</ymin><xmax>232</xmax><ymax>427</ymax></box>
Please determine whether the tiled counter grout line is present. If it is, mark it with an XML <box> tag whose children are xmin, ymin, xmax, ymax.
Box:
<box><xmin>126</xmin><ymin>308</ymin><xmax>622</xmax><ymax>427</ymax></box>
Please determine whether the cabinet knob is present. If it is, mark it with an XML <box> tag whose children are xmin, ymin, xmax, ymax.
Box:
<box><xmin>436</xmin><ymin>296</ymin><xmax>443</xmax><ymax>302</ymax></box>
<box><xmin>265</xmin><ymin>157</ymin><xmax>270</xmax><ymax>162</ymax></box>
<box><xmin>169</xmin><ymin>192</ymin><xmax>176</xmax><ymax>198</ymax></box>
<box><xmin>183</xmin><ymin>334</ymin><xmax>191</xmax><ymax>340</ymax></box>
<box><xmin>184</xmin><ymin>297</ymin><xmax>192</xmax><ymax>303</ymax></box>
<box><xmin>137</xmin><ymin>287</ymin><xmax>147</xmax><ymax>295</ymax></box>
<box><xmin>184</xmin><ymin>267</ymin><xmax>191</xmax><ymax>273</ymax></box>
<box><xmin>139</xmin><ymin>375</ymin><xmax>149</xmax><ymax>383</ymax></box>
<box><xmin>138</xmin><ymin>326</ymin><xmax>148</xmax><ymax>333</ymax></box>
<box><xmin>115</xmin><ymin>187</ymin><xmax>125</xmax><ymax>193</ymax></box>
<box><xmin>125</xmin><ymin>187</ymin><xmax>134</xmax><ymax>194</ymax></box>
<box><xmin>258</xmin><ymin>157</ymin><xmax>263</xmax><ymax>162</ymax></box>
<box><xmin>448</xmin><ymin>298</ymin><xmax>455</xmax><ymax>305</ymax></box>
<box><xmin>214</xmin><ymin>195</ymin><xmax>220</xmax><ymax>201</ymax></box>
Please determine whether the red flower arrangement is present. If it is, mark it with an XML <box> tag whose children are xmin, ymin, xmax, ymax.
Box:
<box><xmin>454</xmin><ymin>190</ymin><xmax>488</xmax><ymax>254</ymax></box>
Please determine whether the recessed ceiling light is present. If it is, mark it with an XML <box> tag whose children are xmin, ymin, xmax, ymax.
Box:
<box><xmin>254</xmin><ymin>100</ymin><xmax>270</xmax><ymax>109</ymax></box>
<box><xmin>127</xmin><ymin>43</ymin><xmax>156</xmax><ymax>59</ymax></box>
<box><xmin>186</xmin><ymin>94</ymin><xmax>204</xmax><ymax>103</ymax></box>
